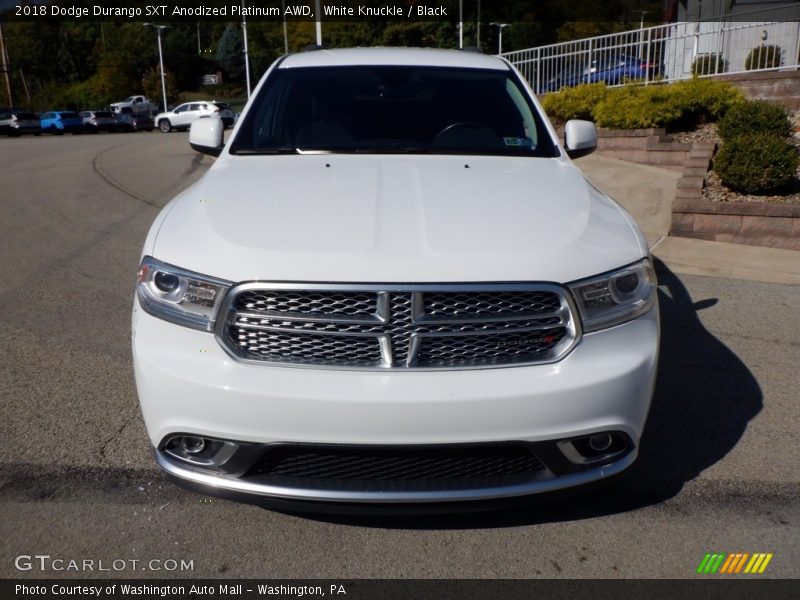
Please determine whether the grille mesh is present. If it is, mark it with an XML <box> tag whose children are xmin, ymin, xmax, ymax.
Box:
<box><xmin>225</xmin><ymin>287</ymin><xmax>573</xmax><ymax>369</ymax></box>
<box><xmin>247</xmin><ymin>445</ymin><xmax>545</xmax><ymax>482</ymax></box>
<box><xmin>423</xmin><ymin>291</ymin><xmax>561</xmax><ymax>319</ymax></box>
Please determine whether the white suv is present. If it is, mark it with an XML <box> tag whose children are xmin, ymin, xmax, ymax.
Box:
<box><xmin>155</xmin><ymin>101</ymin><xmax>234</xmax><ymax>132</ymax></box>
<box><xmin>133</xmin><ymin>48</ymin><xmax>658</xmax><ymax>508</ymax></box>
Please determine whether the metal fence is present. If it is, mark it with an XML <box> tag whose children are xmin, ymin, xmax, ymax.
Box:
<box><xmin>502</xmin><ymin>6</ymin><xmax>800</xmax><ymax>95</ymax></box>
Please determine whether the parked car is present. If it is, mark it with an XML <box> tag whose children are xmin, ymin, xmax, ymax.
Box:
<box><xmin>545</xmin><ymin>55</ymin><xmax>660</xmax><ymax>91</ymax></box>
<box><xmin>154</xmin><ymin>101</ymin><xmax>234</xmax><ymax>133</ymax></box>
<box><xmin>114</xmin><ymin>107</ymin><xmax>155</xmax><ymax>132</ymax></box>
<box><xmin>585</xmin><ymin>54</ymin><xmax>656</xmax><ymax>85</ymax></box>
<box><xmin>0</xmin><ymin>110</ymin><xmax>41</xmax><ymax>136</ymax></box>
<box><xmin>79</xmin><ymin>110</ymin><xmax>117</xmax><ymax>133</ymax></box>
<box><xmin>545</xmin><ymin>63</ymin><xmax>588</xmax><ymax>92</ymax></box>
<box><xmin>135</xmin><ymin>48</ymin><xmax>658</xmax><ymax>508</ymax></box>
<box><xmin>40</xmin><ymin>111</ymin><xmax>84</xmax><ymax>134</ymax></box>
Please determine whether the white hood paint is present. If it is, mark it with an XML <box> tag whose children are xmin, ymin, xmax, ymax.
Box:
<box><xmin>151</xmin><ymin>154</ymin><xmax>646</xmax><ymax>284</ymax></box>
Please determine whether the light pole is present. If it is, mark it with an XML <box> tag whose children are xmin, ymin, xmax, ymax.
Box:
<box><xmin>281</xmin><ymin>0</ymin><xmax>289</xmax><ymax>54</ymax></box>
<box><xmin>633</xmin><ymin>10</ymin><xmax>650</xmax><ymax>60</ymax></box>
<box><xmin>144</xmin><ymin>23</ymin><xmax>170</xmax><ymax>113</ymax></box>
<box><xmin>458</xmin><ymin>0</ymin><xmax>463</xmax><ymax>49</ymax></box>
<box><xmin>476</xmin><ymin>0</ymin><xmax>481</xmax><ymax>49</ymax></box>
<box><xmin>490</xmin><ymin>23</ymin><xmax>511</xmax><ymax>55</ymax></box>
<box><xmin>315</xmin><ymin>0</ymin><xmax>322</xmax><ymax>46</ymax></box>
<box><xmin>241</xmin><ymin>1</ymin><xmax>251</xmax><ymax>98</ymax></box>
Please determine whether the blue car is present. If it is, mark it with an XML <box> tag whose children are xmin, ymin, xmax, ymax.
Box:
<box><xmin>545</xmin><ymin>55</ymin><xmax>659</xmax><ymax>92</ymax></box>
<box><xmin>585</xmin><ymin>55</ymin><xmax>653</xmax><ymax>85</ymax></box>
<box><xmin>40</xmin><ymin>111</ymin><xmax>84</xmax><ymax>135</ymax></box>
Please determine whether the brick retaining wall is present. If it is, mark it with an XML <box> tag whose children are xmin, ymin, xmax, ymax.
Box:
<box><xmin>669</xmin><ymin>141</ymin><xmax>800</xmax><ymax>250</ymax></box>
<box><xmin>717</xmin><ymin>70</ymin><xmax>800</xmax><ymax>112</ymax></box>
<box><xmin>595</xmin><ymin>128</ymin><xmax>690</xmax><ymax>170</ymax></box>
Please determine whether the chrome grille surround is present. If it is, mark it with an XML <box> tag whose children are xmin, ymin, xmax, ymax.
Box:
<box><xmin>216</xmin><ymin>283</ymin><xmax>581</xmax><ymax>370</ymax></box>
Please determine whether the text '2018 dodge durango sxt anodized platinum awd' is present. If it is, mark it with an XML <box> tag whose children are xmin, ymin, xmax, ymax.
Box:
<box><xmin>132</xmin><ymin>48</ymin><xmax>659</xmax><ymax>509</ymax></box>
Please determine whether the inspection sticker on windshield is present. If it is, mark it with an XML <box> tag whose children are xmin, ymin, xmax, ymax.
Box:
<box><xmin>503</xmin><ymin>137</ymin><xmax>534</xmax><ymax>148</ymax></box>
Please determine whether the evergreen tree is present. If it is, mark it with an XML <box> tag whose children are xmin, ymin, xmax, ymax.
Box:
<box><xmin>215</xmin><ymin>24</ymin><xmax>244</xmax><ymax>83</ymax></box>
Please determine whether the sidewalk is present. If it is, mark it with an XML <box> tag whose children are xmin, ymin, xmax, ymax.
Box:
<box><xmin>576</xmin><ymin>154</ymin><xmax>800</xmax><ymax>285</ymax></box>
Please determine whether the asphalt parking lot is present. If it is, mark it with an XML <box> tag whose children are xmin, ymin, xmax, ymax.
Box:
<box><xmin>0</xmin><ymin>132</ymin><xmax>798</xmax><ymax>579</ymax></box>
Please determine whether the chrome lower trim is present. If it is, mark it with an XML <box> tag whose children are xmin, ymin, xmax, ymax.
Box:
<box><xmin>155</xmin><ymin>448</ymin><xmax>636</xmax><ymax>504</ymax></box>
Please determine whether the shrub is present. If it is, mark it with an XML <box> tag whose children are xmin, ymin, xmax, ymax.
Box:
<box><xmin>717</xmin><ymin>100</ymin><xmax>791</xmax><ymax>141</ymax></box>
<box><xmin>593</xmin><ymin>84</ymin><xmax>684</xmax><ymax>129</ymax></box>
<box><xmin>745</xmin><ymin>45</ymin><xmax>783</xmax><ymax>70</ymax></box>
<box><xmin>670</xmin><ymin>77</ymin><xmax>743</xmax><ymax>125</ymax></box>
<box><xmin>691</xmin><ymin>54</ymin><xmax>728</xmax><ymax>76</ymax></box>
<box><xmin>714</xmin><ymin>133</ymin><xmax>799</xmax><ymax>194</ymax></box>
<box><xmin>540</xmin><ymin>83</ymin><xmax>608</xmax><ymax>123</ymax></box>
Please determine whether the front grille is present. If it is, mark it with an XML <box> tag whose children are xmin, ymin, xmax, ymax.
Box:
<box><xmin>246</xmin><ymin>445</ymin><xmax>546</xmax><ymax>487</ymax></box>
<box><xmin>221</xmin><ymin>284</ymin><xmax>577</xmax><ymax>369</ymax></box>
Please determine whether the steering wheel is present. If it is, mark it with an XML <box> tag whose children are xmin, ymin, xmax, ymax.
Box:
<box><xmin>432</xmin><ymin>121</ymin><xmax>493</xmax><ymax>145</ymax></box>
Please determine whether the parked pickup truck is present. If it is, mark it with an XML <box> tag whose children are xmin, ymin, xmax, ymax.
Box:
<box><xmin>110</xmin><ymin>95</ymin><xmax>157</xmax><ymax>116</ymax></box>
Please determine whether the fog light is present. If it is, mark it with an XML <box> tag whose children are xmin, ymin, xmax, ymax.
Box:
<box><xmin>162</xmin><ymin>435</ymin><xmax>238</xmax><ymax>468</ymax></box>
<box><xmin>181</xmin><ymin>436</ymin><xmax>206</xmax><ymax>454</ymax></box>
<box><xmin>557</xmin><ymin>431</ymin><xmax>632</xmax><ymax>465</ymax></box>
<box><xmin>588</xmin><ymin>433</ymin><xmax>612</xmax><ymax>452</ymax></box>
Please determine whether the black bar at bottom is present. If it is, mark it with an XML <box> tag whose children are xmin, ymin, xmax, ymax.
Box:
<box><xmin>2</xmin><ymin>579</ymin><xmax>799</xmax><ymax>600</ymax></box>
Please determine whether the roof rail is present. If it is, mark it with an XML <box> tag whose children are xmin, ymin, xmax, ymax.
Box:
<box><xmin>302</xmin><ymin>44</ymin><xmax>327</xmax><ymax>52</ymax></box>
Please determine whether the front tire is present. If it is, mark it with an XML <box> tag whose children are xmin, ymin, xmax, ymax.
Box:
<box><xmin>158</xmin><ymin>119</ymin><xmax>172</xmax><ymax>133</ymax></box>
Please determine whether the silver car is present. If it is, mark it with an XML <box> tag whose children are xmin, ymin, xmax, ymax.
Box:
<box><xmin>0</xmin><ymin>111</ymin><xmax>41</xmax><ymax>136</ymax></box>
<box><xmin>79</xmin><ymin>110</ymin><xmax>117</xmax><ymax>133</ymax></box>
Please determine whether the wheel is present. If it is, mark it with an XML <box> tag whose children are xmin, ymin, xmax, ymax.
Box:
<box><xmin>159</xmin><ymin>119</ymin><xmax>172</xmax><ymax>133</ymax></box>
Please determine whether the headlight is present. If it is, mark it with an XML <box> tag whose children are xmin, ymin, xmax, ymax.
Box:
<box><xmin>136</xmin><ymin>256</ymin><xmax>232</xmax><ymax>331</ymax></box>
<box><xmin>568</xmin><ymin>258</ymin><xmax>656</xmax><ymax>333</ymax></box>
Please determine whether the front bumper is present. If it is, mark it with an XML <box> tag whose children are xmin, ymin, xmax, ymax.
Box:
<box><xmin>133</xmin><ymin>297</ymin><xmax>658</xmax><ymax>503</ymax></box>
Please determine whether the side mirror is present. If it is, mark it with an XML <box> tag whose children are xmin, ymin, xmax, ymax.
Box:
<box><xmin>190</xmin><ymin>117</ymin><xmax>224</xmax><ymax>157</ymax></box>
<box><xmin>564</xmin><ymin>119</ymin><xmax>597</xmax><ymax>159</ymax></box>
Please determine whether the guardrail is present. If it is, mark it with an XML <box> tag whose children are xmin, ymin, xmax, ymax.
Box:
<box><xmin>502</xmin><ymin>6</ymin><xmax>800</xmax><ymax>95</ymax></box>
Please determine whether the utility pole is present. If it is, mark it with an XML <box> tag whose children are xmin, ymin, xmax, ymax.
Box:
<box><xmin>0</xmin><ymin>22</ymin><xmax>13</xmax><ymax>107</ymax></box>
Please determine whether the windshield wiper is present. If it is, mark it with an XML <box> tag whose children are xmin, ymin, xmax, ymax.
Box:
<box><xmin>231</xmin><ymin>146</ymin><xmax>299</xmax><ymax>155</ymax></box>
<box><xmin>232</xmin><ymin>147</ymin><xmax>337</xmax><ymax>155</ymax></box>
<box><xmin>353</xmin><ymin>147</ymin><xmax>430</xmax><ymax>154</ymax></box>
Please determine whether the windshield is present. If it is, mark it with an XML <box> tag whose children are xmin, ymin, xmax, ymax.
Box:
<box><xmin>230</xmin><ymin>66</ymin><xmax>558</xmax><ymax>157</ymax></box>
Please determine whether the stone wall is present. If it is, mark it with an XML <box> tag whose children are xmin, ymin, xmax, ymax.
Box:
<box><xmin>595</xmin><ymin>128</ymin><xmax>691</xmax><ymax>170</ymax></box>
<box><xmin>670</xmin><ymin>141</ymin><xmax>800</xmax><ymax>250</ymax></box>
<box><xmin>717</xmin><ymin>70</ymin><xmax>800</xmax><ymax>111</ymax></box>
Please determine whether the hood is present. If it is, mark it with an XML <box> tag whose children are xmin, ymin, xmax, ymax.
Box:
<box><xmin>151</xmin><ymin>154</ymin><xmax>646</xmax><ymax>284</ymax></box>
